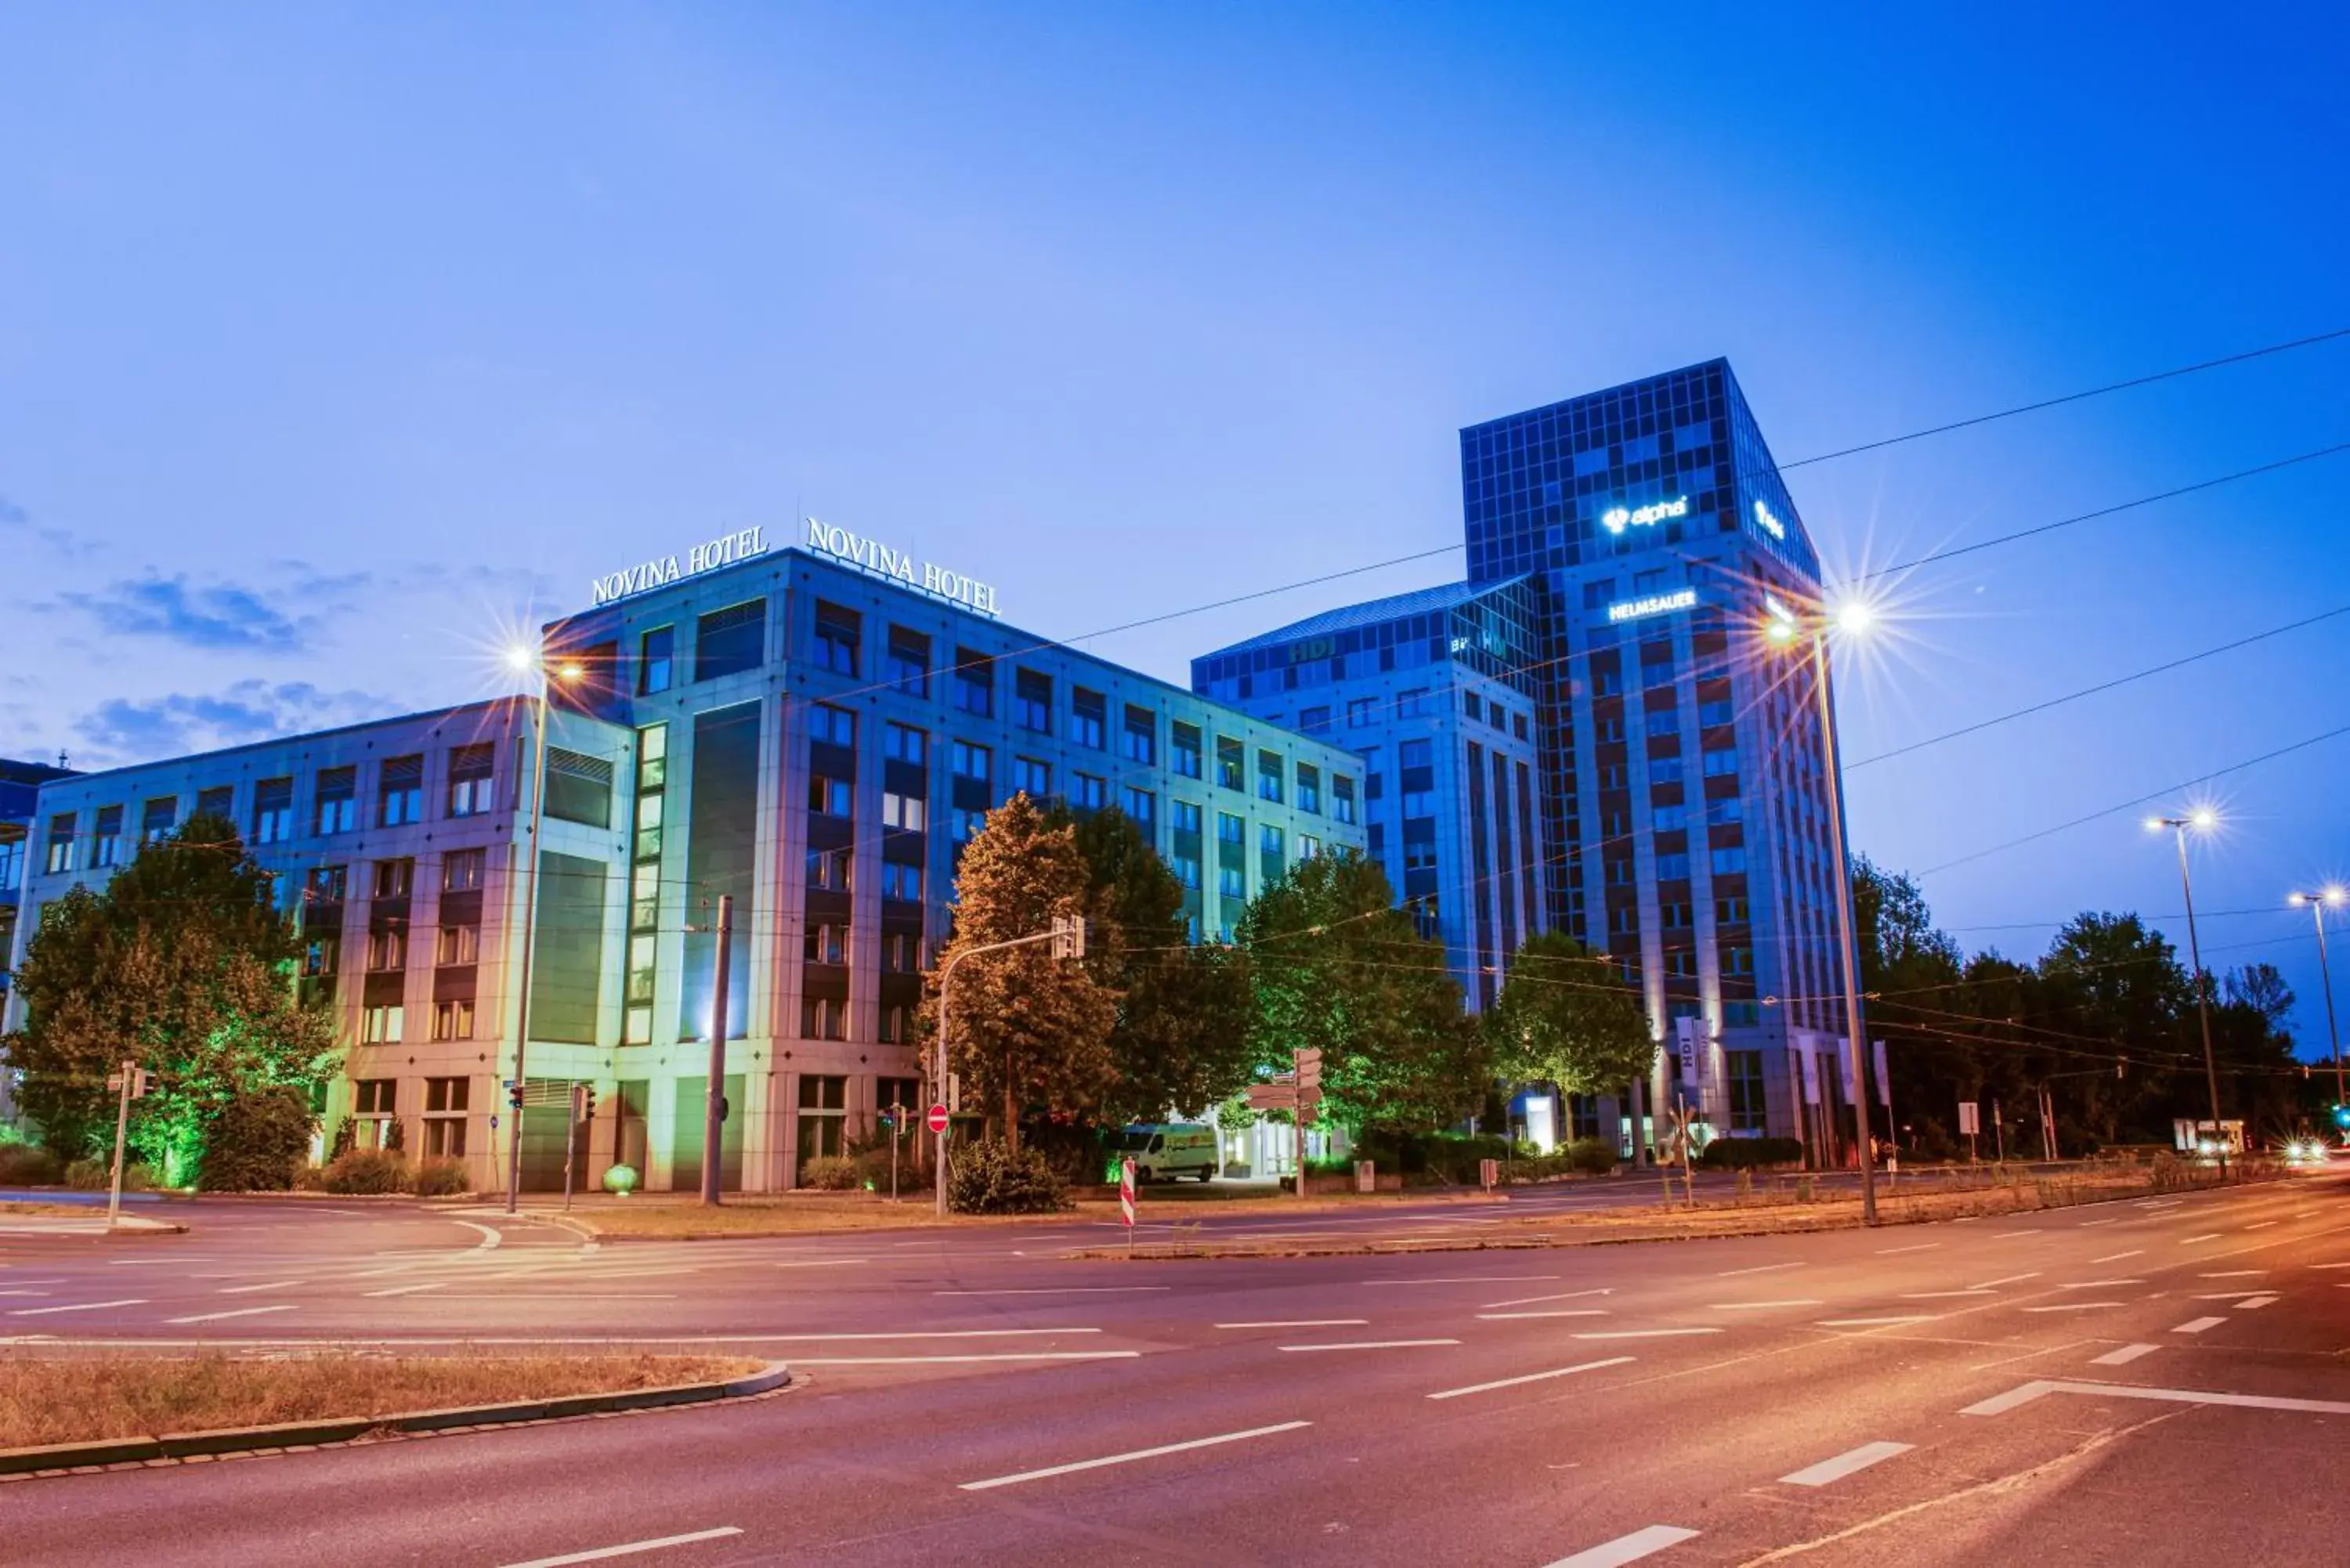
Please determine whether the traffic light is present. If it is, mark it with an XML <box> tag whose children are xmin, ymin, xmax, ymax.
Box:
<box><xmin>132</xmin><ymin>1069</ymin><xmax>154</xmax><ymax>1099</ymax></box>
<box><xmin>1050</xmin><ymin>915</ymin><xmax>1087</xmax><ymax>959</ymax></box>
<box><xmin>2332</xmin><ymin>1104</ymin><xmax>2350</xmax><ymax>1131</ymax></box>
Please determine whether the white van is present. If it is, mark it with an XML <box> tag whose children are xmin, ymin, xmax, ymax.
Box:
<box><xmin>1116</xmin><ymin>1123</ymin><xmax>1219</xmax><ymax>1183</ymax></box>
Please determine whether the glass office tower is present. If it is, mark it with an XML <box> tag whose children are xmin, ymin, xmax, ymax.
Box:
<box><xmin>1460</xmin><ymin>358</ymin><xmax>1856</xmax><ymax>1154</ymax></box>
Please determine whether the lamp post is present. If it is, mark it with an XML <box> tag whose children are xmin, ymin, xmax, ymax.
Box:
<box><xmin>1764</xmin><ymin>592</ymin><xmax>1879</xmax><ymax>1226</ymax></box>
<box><xmin>2147</xmin><ymin>811</ymin><xmax>2224</xmax><ymax>1166</ymax></box>
<box><xmin>2287</xmin><ymin>887</ymin><xmax>2346</xmax><ymax>1111</ymax></box>
<box><xmin>501</xmin><ymin>647</ymin><xmax>580</xmax><ymax>1215</ymax></box>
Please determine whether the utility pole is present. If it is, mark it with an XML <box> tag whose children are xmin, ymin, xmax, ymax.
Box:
<box><xmin>932</xmin><ymin>915</ymin><xmax>1087</xmax><ymax>1216</ymax></box>
<box><xmin>702</xmin><ymin>894</ymin><xmax>732</xmax><ymax>1208</ymax></box>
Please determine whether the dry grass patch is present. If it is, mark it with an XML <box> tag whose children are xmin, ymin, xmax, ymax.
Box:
<box><xmin>0</xmin><ymin>1353</ymin><xmax>763</xmax><ymax>1450</ymax></box>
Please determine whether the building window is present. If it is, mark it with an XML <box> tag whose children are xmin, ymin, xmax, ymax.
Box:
<box><xmin>808</xmin><ymin>775</ymin><xmax>852</xmax><ymax>817</ymax></box>
<box><xmin>89</xmin><ymin>804</ymin><xmax>123</xmax><ymax>869</ymax></box>
<box><xmin>952</xmin><ymin>739</ymin><xmax>992</xmax><ymax>784</ymax></box>
<box><xmin>877</xmin><ymin>1076</ymin><xmax>921</xmax><ymax>1118</ymax></box>
<box><xmin>1173</xmin><ymin>853</ymin><xmax>1202</xmax><ymax>890</ymax></box>
<box><xmin>886</xmin><ymin>723</ymin><xmax>927</xmax><ymax>765</ymax></box>
<box><xmin>801</xmin><ymin>996</ymin><xmax>846</xmax><ymax>1042</ymax></box>
<box><xmin>807</xmin><ymin>847</ymin><xmax>852</xmax><ymax>891</ymax></box>
<box><xmin>302</xmin><ymin>934</ymin><xmax>339</xmax><ymax>977</ymax></box>
<box><xmin>442</xmin><ymin>847</ymin><xmax>485</xmax><ymax>893</ymax></box>
<box><xmin>367</xmin><ymin>928</ymin><xmax>408</xmax><ymax>972</ymax></box>
<box><xmin>1121</xmin><ymin>706</ymin><xmax>1156</xmax><ymax>764</ymax></box>
<box><xmin>638</xmin><ymin>626</ymin><xmax>674</xmax><ymax>693</ymax></box>
<box><xmin>796</xmin><ymin>1073</ymin><xmax>848</xmax><ymax>1173</ymax></box>
<box><xmin>1401</xmin><ymin>789</ymin><xmax>1434</xmax><ymax>818</ymax></box>
<box><xmin>372</xmin><ymin>858</ymin><xmax>414</xmax><ymax>899</ymax></box>
<box><xmin>1347</xmin><ymin>697</ymin><xmax>1378</xmax><ymax>728</ymax></box>
<box><xmin>804</xmin><ymin>923</ymin><xmax>848</xmax><ymax>966</ymax></box>
<box><xmin>378</xmin><ymin>756</ymin><xmax>424</xmax><ymax>826</ymax></box>
<box><xmin>435</xmin><ymin>923</ymin><xmax>481</xmax><ymax>966</ymax></box>
<box><xmin>1333</xmin><ymin>775</ymin><xmax>1357</xmax><ymax>825</ymax></box>
<box><xmin>880</xmin><ymin>862</ymin><xmax>923</xmax><ymax>901</ymax></box>
<box><xmin>807</xmin><ymin>703</ymin><xmax>855</xmax><ymax>750</ymax></box>
<box><xmin>1072</xmin><ymin>772</ymin><xmax>1106</xmax><ymax>811</ymax></box>
<box><xmin>1710</xmin><ymin>847</ymin><xmax>1747</xmax><ymax>876</ymax></box>
<box><xmin>953</xmin><ymin>649</ymin><xmax>994</xmax><ymax>716</ymax></box>
<box><xmin>1717</xmin><ymin>895</ymin><xmax>1752</xmax><ymax>924</ymax></box>
<box><xmin>1698</xmin><ymin>697</ymin><xmax>1734</xmax><ymax>728</ymax></box>
<box><xmin>315</xmin><ymin>768</ymin><xmax>356</xmax><ymax>835</ymax></box>
<box><xmin>140</xmin><ymin>797</ymin><xmax>178</xmax><ymax>843</ymax></box>
<box><xmin>1396</xmin><ymin>688</ymin><xmax>1429</xmax><ymax>717</ymax></box>
<box><xmin>424</xmin><ymin>1077</ymin><xmax>470</xmax><ymax>1157</ymax></box>
<box><xmin>1650</xmin><ymin>757</ymin><xmax>1684</xmax><ymax>786</ymax></box>
<box><xmin>1071</xmin><ymin>687</ymin><xmax>1106</xmax><ymax>750</ymax></box>
<box><xmin>1701</xmin><ymin>747</ymin><xmax>1740</xmax><ymax>779</ymax></box>
<box><xmin>951</xmin><ymin>807</ymin><xmax>985</xmax><ymax>844</ymax></box>
<box><xmin>1299</xmin><ymin>833</ymin><xmax>1321</xmax><ymax>859</ymax></box>
<box><xmin>881</xmin><ymin>791</ymin><xmax>926</xmax><ymax>831</ymax></box>
<box><xmin>1654</xmin><ymin>852</ymin><xmax>1691</xmax><ymax>880</ymax></box>
<box><xmin>196</xmin><ymin>784</ymin><xmax>234</xmax><ymax>821</ymax></box>
<box><xmin>1121</xmin><ymin>786</ymin><xmax>1155</xmax><ymax>828</ymax></box>
<box><xmin>1727</xmin><ymin>1050</ymin><xmax>1766</xmax><ymax>1132</ymax></box>
<box><xmin>1217</xmin><ymin>811</ymin><xmax>1245</xmax><ymax>846</ymax></box>
<box><xmin>1644</xmin><ymin>710</ymin><xmax>1679</xmax><ymax>739</ymax></box>
<box><xmin>1171</xmin><ymin>722</ymin><xmax>1203</xmax><ymax>779</ymax></box>
<box><xmin>1296</xmin><ymin>764</ymin><xmax>1320</xmax><ymax>815</ymax></box>
<box><xmin>307</xmin><ymin>864</ymin><xmax>348</xmax><ymax>904</ymax></box>
<box><xmin>1299</xmin><ymin>706</ymin><xmax>1330</xmax><ymax>735</ymax></box>
<box><xmin>880</xmin><ymin>1004</ymin><xmax>909</xmax><ymax>1045</ymax></box>
<box><xmin>1256</xmin><ymin>750</ymin><xmax>1284</xmax><ymax>803</ymax></box>
<box><xmin>1011</xmin><ymin>757</ymin><xmax>1050</xmax><ymax>798</ymax></box>
<box><xmin>1171</xmin><ymin>799</ymin><xmax>1202</xmax><ymax>836</ymax></box>
<box><xmin>431</xmin><ymin>997</ymin><xmax>475</xmax><ymax>1041</ymax></box>
<box><xmin>886</xmin><ymin>626</ymin><xmax>931</xmax><ymax>696</ymax></box>
<box><xmin>1014</xmin><ymin>668</ymin><xmax>1053</xmax><ymax>733</ymax></box>
<box><xmin>881</xmin><ymin>932</ymin><xmax>923</xmax><ymax>973</ymax></box>
<box><xmin>1217</xmin><ymin>865</ymin><xmax>1246</xmax><ymax>898</ymax></box>
<box><xmin>362</xmin><ymin>1005</ymin><xmax>404</xmax><ymax>1044</ymax></box>
<box><xmin>446</xmin><ymin>744</ymin><xmax>494</xmax><ymax>817</ymax></box>
<box><xmin>252</xmin><ymin>778</ymin><xmax>293</xmax><ymax>845</ymax></box>
<box><xmin>1215</xmin><ymin>736</ymin><xmax>1244</xmax><ymax>791</ymax></box>
<box><xmin>1723</xmin><ymin>945</ymin><xmax>1755</xmax><ymax>976</ymax></box>
<box><xmin>689</xmin><ymin>598</ymin><xmax>766</xmax><ymax>682</ymax></box>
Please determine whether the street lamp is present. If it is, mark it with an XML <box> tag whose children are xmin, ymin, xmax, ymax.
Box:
<box><xmin>2287</xmin><ymin>886</ymin><xmax>2347</xmax><ymax>1112</ymax></box>
<box><xmin>1762</xmin><ymin>591</ymin><xmax>1881</xmax><ymax>1226</ymax></box>
<box><xmin>502</xmin><ymin>644</ymin><xmax>581</xmax><ymax>1214</ymax></box>
<box><xmin>2146</xmin><ymin>811</ymin><xmax>2225</xmax><ymax>1166</ymax></box>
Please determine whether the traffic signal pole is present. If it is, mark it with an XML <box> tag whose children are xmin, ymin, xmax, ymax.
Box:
<box><xmin>105</xmin><ymin>1060</ymin><xmax>140</xmax><ymax>1229</ymax></box>
<box><xmin>932</xmin><ymin>916</ymin><xmax>1087</xmax><ymax>1216</ymax></box>
<box><xmin>702</xmin><ymin>894</ymin><xmax>733</xmax><ymax>1208</ymax></box>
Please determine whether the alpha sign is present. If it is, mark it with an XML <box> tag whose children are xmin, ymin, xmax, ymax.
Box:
<box><xmin>1600</xmin><ymin>495</ymin><xmax>1689</xmax><ymax>535</ymax></box>
<box><xmin>804</xmin><ymin>518</ymin><xmax>999</xmax><ymax>616</ymax></box>
<box><xmin>1607</xmin><ymin>587</ymin><xmax>1697</xmax><ymax>623</ymax></box>
<box><xmin>591</xmin><ymin>526</ymin><xmax>770</xmax><ymax>607</ymax></box>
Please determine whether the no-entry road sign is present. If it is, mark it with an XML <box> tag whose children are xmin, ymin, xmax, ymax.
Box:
<box><xmin>927</xmin><ymin>1104</ymin><xmax>951</xmax><ymax>1134</ymax></box>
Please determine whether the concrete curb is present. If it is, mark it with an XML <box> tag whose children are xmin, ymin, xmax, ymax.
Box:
<box><xmin>0</xmin><ymin>1360</ymin><xmax>790</xmax><ymax>1477</ymax></box>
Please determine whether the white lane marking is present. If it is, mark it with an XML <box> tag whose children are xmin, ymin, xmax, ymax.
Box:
<box><xmin>1989</xmin><ymin>1230</ymin><xmax>2038</xmax><ymax>1239</ymax></box>
<box><xmin>0</xmin><ymin>1291</ymin><xmax>54</xmax><ymax>1298</ymax></box>
<box><xmin>1965</xmin><ymin>1378</ymin><xmax>2350</xmax><ymax>1419</ymax></box>
<box><xmin>1216</xmin><ymin>1320</ymin><xmax>1368</xmax><ymax>1330</ymax></box>
<box><xmin>497</xmin><ymin>1526</ymin><xmax>743</xmax><ymax>1567</ymax></box>
<box><xmin>2058</xmin><ymin>1279</ymin><xmax>2144</xmax><ymax>1289</ymax></box>
<box><xmin>363</xmin><ymin>1282</ymin><xmax>449</xmax><ymax>1298</ymax></box>
<box><xmin>1573</xmin><ymin>1328</ymin><xmax>1722</xmax><ymax>1340</ymax></box>
<box><xmin>790</xmin><ymin>1352</ymin><xmax>1141</xmax><ymax>1366</ymax></box>
<box><xmin>2308</xmin><ymin>1262</ymin><xmax>2350</xmax><ymax>1270</ymax></box>
<box><xmin>2171</xmin><ymin>1317</ymin><xmax>2227</xmax><ymax>1334</ymax></box>
<box><xmin>1541</xmin><ymin>1523</ymin><xmax>1701</xmax><ymax>1567</ymax></box>
<box><xmin>2092</xmin><ymin>1343</ymin><xmax>2159</xmax><ymax>1365</ymax></box>
<box><xmin>772</xmin><ymin>1259</ymin><xmax>870</xmax><ymax>1269</ymax></box>
<box><xmin>1279</xmin><ymin>1339</ymin><xmax>1459</xmax><ymax>1353</ymax></box>
<box><xmin>164</xmin><ymin>1305</ymin><xmax>298</xmax><ymax>1325</ymax></box>
<box><xmin>1483</xmin><ymin>1288</ymin><xmax>1611</xmax><ymax>1309</ymax></box>
<box><xmin>2234</xmin><ymin>1295</ymin><xmax>2279</xmax><ymax>1310</ymax></box>
<box><xmin>1973</xmin><ymin>1273</ymin><xmax>2040</xmax><ymax>1288</ymax></box>
<box><xmin>2243</xmin><ymin>1220</ymin><xmax>2279</xmax><ymax>1230</ymax></box>
<box><xmin>1873</xmin><ymin>1244</ymin><xmax>1937</xmax><ymax>1255</ymax></box>
<box><xmin>1428</xmin><ymin>1356</ymin><xmax>1636</xmax><ymax>1401</ymax></box>
<box><xmin>2075</xmin><ymin>1219</ymin><xmax>2117</xmax><ymax>1227</ymax></box>
<box><xmin>959</xmin><ymin>1420</ymin><xmax>1311</xmax><ymax>1491</ymax></box>
<box><xmin>1778</xmin><ymin>1440</ymin><xmax>1914</xmax><ymax>1487</ymax></box>
<box><xmin>456</xmin><ymin>1220</ymin><xmax>503</xmax><ymax>1251</ymax></box>
<box><xmin>1816</xmin><ymin>1316</ymin><xmax>1939</xmax><ymax>1328</ymax></box>
<box><xmin>2199</xmin><ymin>1270</ymin><xmax>2267</xmax><ymax>1277</ymax></box>
<box><xmin>2178</xmin><ymin>1233</ymin><xmax>2222</xmax><ymax>1244</ymax></box>
<box><xmin>932</xmin><ymin>1287</ymin><xmax>1167</xmax><ymax>1296</ymax></box>
<box><xmin>1708</xmin><ymin>1300</ymin><xmax>1823</xmax><ymax>1310</ymax></box>
<box><xmin>218</xmin><ymin>1280</ymin><xmax>305</xmax><ymax>1295</ymax></box>
<box><xmin>2024</xmin><ymin>1302</ymin><xmax>2124</xmax><ymax>1313</ymax></box>
<box><xmin>2193</xmin><ymin>1292</ymin><xmax>2269</xmax><ymax>1300</ymax></box>
<box><xmin>1359</xmin><ymin>1274</ymin><xmax>1560</xmax><ymax>1286</ymax></box>
<box><xmin>2092</xmin><ymin>1251</ymin><xmax>2146</xmax><ymax>1263</ymax></box>
<box><xmin>1716</xmin><ymin>1262</ymin><xmax>1806</xmax><ymax>1277</ymax></box>
<box><xmin>7</xmin><ymin>1299</ymin><xmax>145</xmax><ymax>1317</ymax></box>
<box><xmin>1478</xmin><ymin>1310</ymin><xmax>1607</xmax><ymax>1321</ymax></box>
<box><xmin>1903</xmin><ymin>1290</ymin><xmax>1992</xmax><ymax>1299</ymax></box>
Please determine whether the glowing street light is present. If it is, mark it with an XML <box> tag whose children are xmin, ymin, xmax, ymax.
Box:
<box><xmin>501</xmin><ymin>641</ymin><xmax>582</xmax><ymax>1215</ymax></box>
<box><xmin>2288</xmin><ymin>887</ymin><xmax>2348</xmax><ymax>1110</ymax></box>
<box><xmin>2148</xmin><ymin>811</ymin><xmax>2225</xmax><ymax>1165</ymax></box>
<box><xmin>1759</xmin><ymin>590</ymin><xmax>1884</xmax><ymax>1223</ymax></box>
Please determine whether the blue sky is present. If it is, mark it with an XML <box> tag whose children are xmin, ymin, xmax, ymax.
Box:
<box><xmin>4</xmin><ymin>4</ymin><xmax>2347</xmax><ymax>1049</ymax></box>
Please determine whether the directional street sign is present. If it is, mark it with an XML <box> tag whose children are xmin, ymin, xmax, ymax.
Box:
<box><xmin>927</xmin><ymin>1104</ymin><xmax>951</xmax><ymax>1135</ymax></box>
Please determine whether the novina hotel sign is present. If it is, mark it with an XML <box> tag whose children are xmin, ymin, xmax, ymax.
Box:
<box><xmin>590</xmin><ymin>527</ymin><xmax>771</xmax><ymax>606</ymax></box>
<box><xmin>804</xmin><ymin>518</ymin><xmax>999</xmax><ymax>616</ymax></box>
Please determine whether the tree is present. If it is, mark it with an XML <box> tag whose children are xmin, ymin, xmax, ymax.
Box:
<box><xmin>1482</xmin><ymin>930</ymin><xmax>1654</xmax><ymax>1099</ymax></box>
<box><xmin>924</xmin><ymin>793</ymin><xmax>1118</xmax><ymax>1151</ymax></box>
<box><xmin>1235</xmin><ymin>849</ymin><xmax>1482</xmax><ymax>1133</ymax></box>
<box><xmin>4</xmin><ymin>813</ymin><xmax>339</xmax><ymax>1183</ymax></box>
<box><xmin>1049</xmin><ymin>804</ymin><xmax>1256</xmax><ymax>1124</ymax></box>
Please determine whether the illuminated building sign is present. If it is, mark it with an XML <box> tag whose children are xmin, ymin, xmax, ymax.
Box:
<box><xmin>805</xmin><ymin>518</ymin><xmax>999</xmax><ymax>616</ymax></box>
<box><xmin>1607</xmin><ymin>587</ymin><xmax>1698</xmax><ymax>623</ymax></box>
<box><xmin>591</xmin><ymin>526</ymin><xmax>770</xmax><ymax>606</ymax></box>
<box><xmin>1600</xmin><ymin>495</ymin><xmax>1689</xmax><ymax>535</ymax></box>
<box><xmin>1753</xmin><ymin>500</ymin><xmax>1788</xmax><ymax>540</ymax></box>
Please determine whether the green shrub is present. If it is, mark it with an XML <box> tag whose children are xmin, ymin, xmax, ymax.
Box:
<box><xmin>199</xmin><ymin>1086</ymin><xmax>317</xmax><ymax>1192</ymax></box>
<box><xmin>800</xmin><ymin>1155</ymin><xmax>861</xmax><ymax>1190</ymax></box>
<box><xmin>1566</xmin><ymin>1136</ymin><xmax>1618</xmax><ymax>1175</ymax></box>
<box><xmin>322</xmin><ymin>1148</ymin><xmax>410</xmax><ymax>1194</ymax></box>
<box><xmin>410</xmin><ymin>1158</ymin><xmax>470</xmax><ymax>1198</ymax></box>
<box><xmin>947</xmin><ymin>1140</ymin><xmax>1070</xmax><ymax>1214</ymax></box>
<box><xmin>63</xmin><ymin>1158</ymin><xmax>109</xmax><ymax>1190</ymax></box>
<box><xmin>854</xmin><ymin>1143</ymin><xmax>926</xmax><ymax>1193</ymax></box>
<box><xmin>1697</xmin><ymin>1136</ymin><xmax>1804</xmax><ymax>1171</ymax></box>
<box><xmin>0</xmin><ymin>1143</ymin><xmax>62</xmax><ymax>1185</ymax></box>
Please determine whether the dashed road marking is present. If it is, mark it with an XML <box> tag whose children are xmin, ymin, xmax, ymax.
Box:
<box><xmin>1427</xmin><ymin>1356</ymin><xmax>1636</xmax><ymax>1401</ymax></box>
<box><xmin>2171</xmin><ymin>1317</ymin><xmax>2226</xmax><ymax>1335</ymax></box>
<box><xmin>497</xmin><ymin>1526</ymin><xmax>744</xmax><ymax>1567</ymax></box>
<box><xmin>1279</xmin><ymin>1339</ymin><xmax>1459</xmax><ymax>1353</ymax></box>
<box><xmin>1540</xmin><ymin>1523</ymin><xmax>1701</xmax><ymax>1567</ymax></box>
<box><xmin>2091</xmin><ymin>1343</ymin><xmax>2159</xmax><ymax>1365</ymax></box>
<box><xmin>164</xmin><ymin>1304</ymin><xmax>298</xmax><ymax>1325</ymax></box>
<box><xmin>959</xmin><ymin>1420</ymin><xmax>1310</xmax><ymax>1490</ymax></box>
<box><xmin>6</xmin><ymin>1299</ymin><xmax>144</xmax><ymax>1317</ymax></box>
<box><xmin>1779</xmin><ymin>1440</ymin><xmax>1914</xmax><ymax>1487</ymax></box>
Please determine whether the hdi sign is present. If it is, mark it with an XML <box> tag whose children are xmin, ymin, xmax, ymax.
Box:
<box><xmin>591</xmin><ymin>526</ymin><xmax>770</xmax><ymax>606</ymax></box>
<box><xmin>804</xmin><ymin>518</ymin><xmax>999</xmax><ymax>616</ymax></box>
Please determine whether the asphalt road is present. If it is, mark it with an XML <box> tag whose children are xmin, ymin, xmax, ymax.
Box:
<box><xmin>2</xmin><ymin>1173</ymin><xmax>2345</xmax><ymax>1566</ymax></box>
